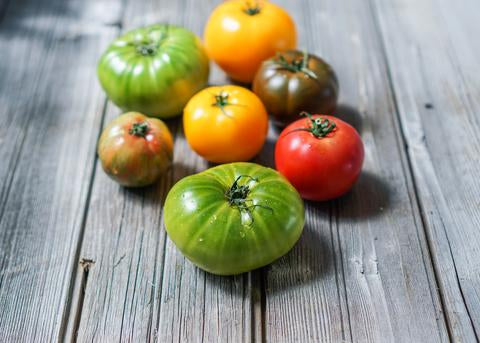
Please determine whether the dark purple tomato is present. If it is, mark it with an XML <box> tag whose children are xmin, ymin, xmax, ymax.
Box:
<box><xmin>253</xmin><ymin>50</ymin><xmax>338</xmax><ymax>126</ymax></box>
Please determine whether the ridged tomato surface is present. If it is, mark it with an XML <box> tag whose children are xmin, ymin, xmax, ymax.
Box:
<box><xmin>164</xmin><ymin>163</ymin><xmax>304</xmax><ymax>275</ymax></box>
<box><xmin>98</xmin><ymin>24</ymin><xmax>209</xmax><ymax>118</ymax></box>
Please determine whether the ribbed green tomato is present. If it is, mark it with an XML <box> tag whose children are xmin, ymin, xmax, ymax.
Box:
<box><xmin>97</xmin><ymin>24</ymin><xmax>209</xmax><ymax>118</ymax></box>
<box><xmin>164</xmin><ymin>162</ymin><xmax>305</xmax><ymax>275</ymax></box>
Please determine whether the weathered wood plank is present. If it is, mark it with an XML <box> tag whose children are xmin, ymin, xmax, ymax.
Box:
<box><xmin>371</xmin><ymin>0</ymin><xmax>480</xmax><ymax>340</ymax></box>
<box><xmin>257</xmin><ymin>1</ymin><xmax>349</xmax><ymax>342</ymax></box>
<box><xmin>156</xmin><ymin>1</ymin><xmax>254</xmax><ymax>341</ymax></box>
<box><xmin>0</xmin><ymin>0</ymin><xmax>122</xmax><ymax>341</ymax></box>
<box><xmin>263</xmin><ymin>0</ymin><xmax>449</xmax><ymax>342</ymax></box>
<box><xmin>75</xmin><ymin>1</ymin><xmax>253</xmax><ymax>341</ymax></box>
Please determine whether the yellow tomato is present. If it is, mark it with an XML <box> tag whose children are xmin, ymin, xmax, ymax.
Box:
<box><xmin>184</xmin><ymin>85</ymin><xmax>269</xmax><ymax>163</ymax></box>
<box><xmin>204</xmin><ymin>0</ymin><xmax>296</xmax><ymax>83</ymax></box>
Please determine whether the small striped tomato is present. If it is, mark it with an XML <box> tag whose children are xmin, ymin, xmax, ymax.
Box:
<box><xmin>98</xmin><ymin>112</ymin><xmax>173</xmax><ymax>187</ymax></box>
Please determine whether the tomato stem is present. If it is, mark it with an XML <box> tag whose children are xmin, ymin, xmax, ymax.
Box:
<box><xmin>225</xmin><ymin>175</ymin><xmax>273</xmax><ymax>225</ymax></box>
<box><xmin>243</xmin><ymin>0</ymin><xmax>261</xmax><ymax>15</ymax></box>
<box><xmin>286</xmin><ymin>112</ymin><xmax>336</xmax><ymax>138</ymax></box>
<box><xmin>136</xmin><ymin>42</ymin><xmax>158</xmax><ymax>56</ymax></box>
<box><xmin>212</xmin><ymin>91</ymin><xmax>234</xmax><ymax>117</ymax></box>
<box><xmin>267</xmin><ymin>51</ymin><xmax>318</xmax><ymax>80</ymax></box>
<box><xmin>129</xmin><ymin>122</ymin><xmax>149</xmax><ymax>137</ymax></box>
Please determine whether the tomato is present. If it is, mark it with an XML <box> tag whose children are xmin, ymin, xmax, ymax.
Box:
<box><xmin>183</xmin><ymin>85</ymin><xmax>268</xmax><ymax>163</ymax></box>
<box><xmin>164</xmin><ymin>162</ymin><xmax>304</xmax><ymax>275</ymax></box>
<box><xmin>253</xmin><ymin>50</ymin><xmax>339</xmax><ymax>126</ymax></box>
<box><xmin>98</xmin><ymin>24</ymin><xmax>209</xmax><ymax>118</ymax></box>
<box><xmin>98</xmin><ymin>112</ymin><xmax>173</xmax><ymax>187</ymax></box>
<box><xmin>275</xmin><ymin>113</ymin><xmax>364</xmax><ymax>201</ymax></box>
<box><xmin>204</xmin><ymin>0</ymin><xmax>296</xmax><ymax>83</ymax></box>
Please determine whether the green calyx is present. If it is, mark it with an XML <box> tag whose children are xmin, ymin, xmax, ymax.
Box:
<box><xmin>129</xmin><ymin>122</ymin><xmax>149</xmax><ymax>137</ymax></box>
<box><xmin>243</xmin><ymin>1</ymin><xmax>261</xmax><ymax>15</ymax></box>
<box><xmin>212</xmin><ymin>91</ymin><xmax>233</xmax><ymax>117</ymax></box>
<box><xmin>136</xmin><ymin>42</ymin><xmax>158</xmax><ymax>56</ymax></box>
<box><xmin>225</xmin><ymin>175</ymin><xmax>272</xmax><ymax>224</ymax></box>
<box><xmin>289</xmin><ymin>112</ymin><xmax>336</xmax><ymax>138</ymax></box>
<box><xmin>268</xmin><ymin>51</ymin><xmax>318</xmax><ymax>80</ymax></box>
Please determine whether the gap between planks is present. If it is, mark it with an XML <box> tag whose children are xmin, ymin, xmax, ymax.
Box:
<box><xmin>57</xmin><ymin>97</ymin><xmax>109</xmax><ymax>342</ymax></box>
<box><xmin>367</xmin><ymin>0</ymin><xmax>478</xmax><ymax>340</ymax></box>
<box><xmin>366</xmin><ymin>2</ymin><xmax>454</xmax><ymax>339</ymax></box>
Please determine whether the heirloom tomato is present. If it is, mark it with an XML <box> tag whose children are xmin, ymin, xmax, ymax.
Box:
<box><xmin>183</xmin><ymin>85</ymin><xmax>268</xmax><ymax>163</ymax></box>
<box><xmin>253</xmin><ymin>50</ymin><xmax>339</xmax><ymax>126</ymax></box>
<box><xmin>97</xmin><ymin>24</ymin><xmax>209</xmax><ymax>118</ymax></box>
<box><xmin>98</xmin><ymin>112</ymin><xmax>173</xmax><ymax>187</ymax></box>
<box><xmin>275</xmin><ymin>113</ymin><xmax>364</xmax><ymax>201</ymax></box>
<box><xmin>164</xmin><ymin>162</ymin><xmax>305</xmax><ymax>275</ymax></box>
<box><xmin>204</xmin><ymin>0</ymin><xmax>296</xmax><ymax>83</ymax></box>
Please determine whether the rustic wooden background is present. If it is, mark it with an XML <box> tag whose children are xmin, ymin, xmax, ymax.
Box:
<box><xmin>0</xmin><ymin>0</ymin><xmax>479</xmax><ymax>341</ymax></box>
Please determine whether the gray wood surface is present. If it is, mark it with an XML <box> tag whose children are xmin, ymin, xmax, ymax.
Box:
<box><xmin>75</xmin><ymin>1</ymin><xmax>254</xmax><ymax>342</ymax></box>
<box><xmin>263</xmin><ymin>0</ymin><xmax>447</xmax><ymax>342</ymax></box>
<box><xmin>0</xmin><ymin>0</ymin><xmax>120</xmax><ymax>341</ymax></box>
<box><xmin>372</xmin><ymin>0</ymin><xmax>480</xmax><ymax>340</ymax></box>
<box><xmin>0</xmin><ymin>0</ymin><xmax>479</xmax><ymax>342</ymax></box>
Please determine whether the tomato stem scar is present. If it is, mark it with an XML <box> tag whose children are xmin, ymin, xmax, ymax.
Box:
<box><xmin>267</xmin><ymin>51</ymin><xmax>318</xmax><ymax>80</ymax></box>
<box><xmin>212</xmin><ymin>91</ymin><xmax>234</xmax><ymax>117</ymax></box>
<box><xmin>286</xmin><ymin>112</ymin><xmax>336</xmax><ymax>138</ymax></box>
<box><xmin>136</xmin><ymin>43</ymin><xmax>158</xmax><ymax>56</ymax></box>
<box><xmin>225</xmin><ymin>175</ymin><xmax>273</xmax><ymax>224</ymax></box>
<box><xmin>129</xmin><ymin>122</ymin><xmax>149</xmax><ymax>137</ymax></box>
<box><xmin>243</xmin><ymin>1</ymin><xmax>261</xmax><ymax>15</ymax></box>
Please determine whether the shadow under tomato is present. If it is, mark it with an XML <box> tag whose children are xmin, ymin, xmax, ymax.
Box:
<box><xmin>262</xmin><ymin>221</ymin><xmax>331</xmax><ymax>292</ymax></box>
<box><xmin>172</xmin><ymin>161</ymin><xmax>199</xmax><ymax>182</ymax></box>
<box><xmin>335</xmin><ymin>103</ymin><xmax>363</xmax><ymax>134</ymax></box>
<box><xmin>121</xmin><ymin>161</ymin><xmax>199</xmax><ymax>206</ymax></box>
<box><xmin>334</xmin><ymin>171</ymin><xmax>390</xmax><ymax>219</ymax></box>
<box><xmin>253</xmin><ymin>136</ymin><xmax>276</xmax><ymax>169</ymax></box>
<box><xmin>226</xmin><ymin>76</ymin><xmax>252</xmax><ymax>89</ymax></box>
<box><xmin>203</xmin><ymin>219</ymin><xmax>331</xmax><ymax>295</ymax></box>
<box><xmin>121</xmin><ymin>170</ymin><xmax>171</xmax><ymax>207</ymax></box>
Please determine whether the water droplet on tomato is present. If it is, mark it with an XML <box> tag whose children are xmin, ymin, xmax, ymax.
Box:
<box><xmin>240</xmin><ymin>212</ymin><xmax>252</xmax><ymax>226</ymax></box>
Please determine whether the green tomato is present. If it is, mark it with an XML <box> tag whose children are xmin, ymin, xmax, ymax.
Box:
<box><xmin>164</xmin><ymin>162</ymin><xmax>305</xmax><ymax>275</ymax></box>
<box><xmin>97</xmin><ymin>24</ymin><xmax>210</xmax><ymax>118</ymax></box>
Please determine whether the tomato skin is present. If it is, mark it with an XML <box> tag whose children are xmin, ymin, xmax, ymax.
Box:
<box><xmin>204</xmin><ymin>0</ymin><xmax>296</xmax><ymax>83</ymax></box>
<box><xmin>253</xmin><ymin>50</ymin><xmax>339</xmax><ymax>127</ymax></box>
<box><xmin>275</xmin><ymin>115</ymin><xmax>364</xmax><ymax>201</ymax></box>
<box><xmin>98</xmin><ymin>112</ymin><xmax>173</xmax><ymax>187</ymax></box>
<box><xmin>183</xmin><ymin>85</ymin><xmax>268</xmax><ymax>163</ymax></box>
<box><xmin>98</xmin><ymin>24</ymin><xmax>209</xmax><ymax>118</ymax></box>
<box><xmin>164</xmin><ymin>162</ymin><xmax>305</xmax><ymax>275</ymax></box>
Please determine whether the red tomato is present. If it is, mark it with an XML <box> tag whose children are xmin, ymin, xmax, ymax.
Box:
<box><xmin>275</xmin><ymin>113</ymin><xmax>364</xmax><ymax>201</ymax></box>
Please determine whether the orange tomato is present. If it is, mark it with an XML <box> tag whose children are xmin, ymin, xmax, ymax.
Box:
<box><xmin>183</xmin><ymin>85</ymin><xmax>269</xmax><ymax>163</ymax></box>
<box><xmin>204</xmin><ymin>0</ymin><xmax>296</xmax><ymax>83</ymax></box>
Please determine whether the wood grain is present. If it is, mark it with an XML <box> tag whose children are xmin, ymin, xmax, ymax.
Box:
<box><xmin>262</xmin><ymin>0</ymin><xmax>449</xmax><ymax>342</ymax></box>
<box><xmin>371</xmin><ymin>0</ymin><xmax>480</xmax><ymax>340</ymax></box>
<box><xmin>0</xmin><ymin>0</ymin><xmax>121</xmax><ymax>341</ymax></box>
<box><xmin>75</xmin><ymin>1</ymin><xmax>254</xmax><ymax>342</ymax></box>
<box><xmin>0</xmin><ymin>0</ymin><xmax>478</xmax><ymax>341</ymax></box>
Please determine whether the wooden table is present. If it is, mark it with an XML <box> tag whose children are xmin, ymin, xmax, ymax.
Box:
<box><xmin>1</xmin><ymin>0</ymin><xmax>479</xmax><ymax>341</ymax></box>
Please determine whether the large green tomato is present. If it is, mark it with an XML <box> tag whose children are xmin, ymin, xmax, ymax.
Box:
<box><xmin>97</xmin><ymin>24</ymin><xmax>209</xmax><ymax>118</ymax></box>
<box><xmin>164</xmin><ymin>162</ymin><xmax>305</xmax><ymax>275</ymax></box>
